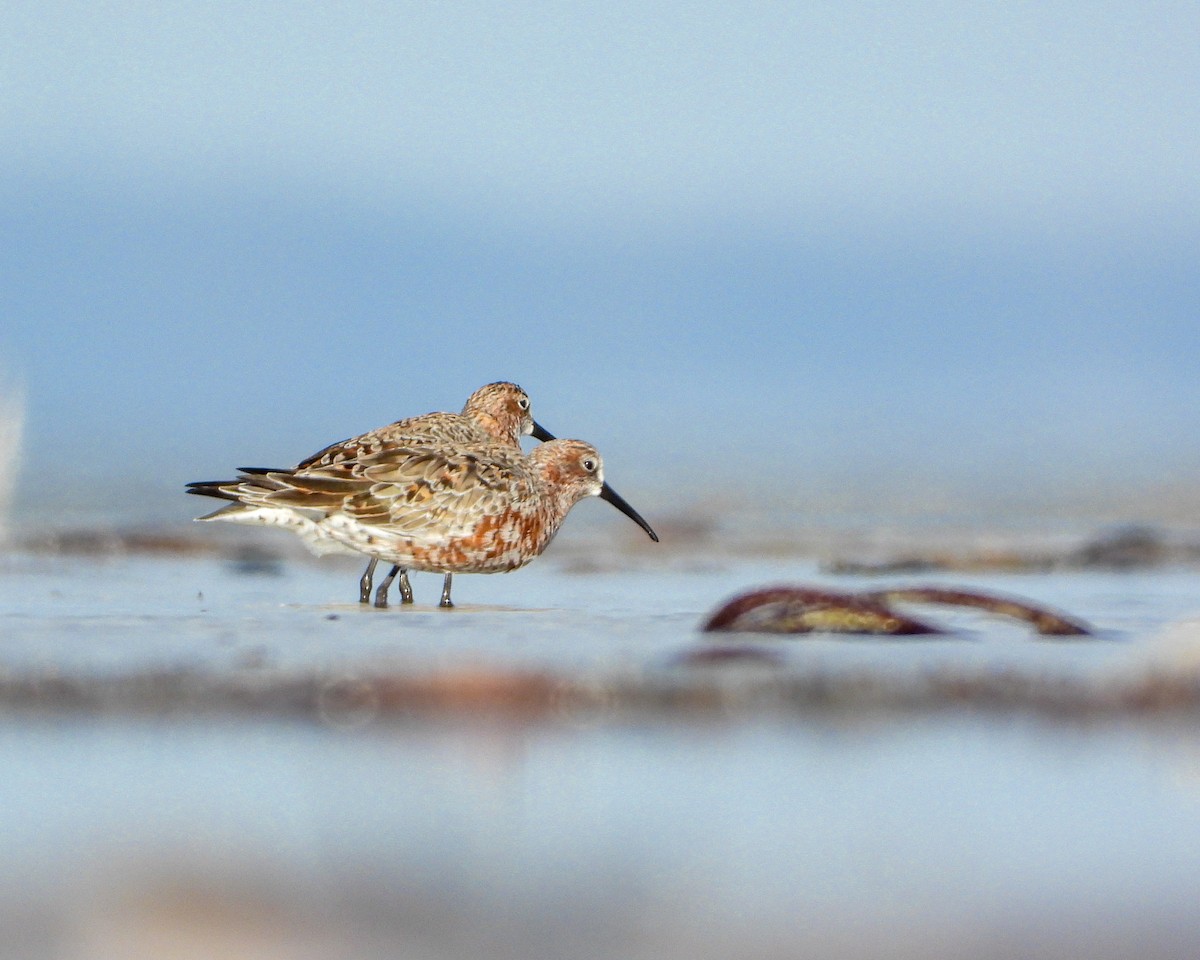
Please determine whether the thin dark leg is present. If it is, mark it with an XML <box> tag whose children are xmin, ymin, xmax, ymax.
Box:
<box><xmin>359</xmin><ymin>558</ymin><xmax>377</xmax><ymax>604</ymax></box>
<box><xmin>373</xmin><ymin>565</ymin><xmax>397</xmax><ymax>608</ymax></box>
<box><xmin>374</xmin><ymin>565</ymin><xmax>413</xmax><ymax>608</ymax></box>
<box><xmin>397</xmin><ymin>569</ymin><xmax>414</xmax><ymax>604</ymax></box>
<box><xmin>439</xmin><ymin>573</ymin><xmax>454</xmax><ymax>609</ymax></box>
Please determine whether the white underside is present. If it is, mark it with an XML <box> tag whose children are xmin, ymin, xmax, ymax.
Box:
<box><xmin>195</xmin><ymin>506</ymin><xmax>362</xmax><ymax>558</ymax></box>
<box><xmin>196</xmin><ymin>502</ymin><xmax>535</xmax><ymax>573</ymax></box>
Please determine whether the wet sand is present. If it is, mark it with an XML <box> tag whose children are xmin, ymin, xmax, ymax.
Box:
<box><xmin>3</xmin><ymin>546</ymin><xmax>1200</xmax><ymax>957</ymax></box>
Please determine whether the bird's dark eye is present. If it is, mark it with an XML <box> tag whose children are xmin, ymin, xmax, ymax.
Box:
<box><xmin>517</xmin><ymin>397</ymin><xmax>530</xmax><ymax>411</ymax></box>
<box><xmin>582</xmin><ymin>458</ymin><xmax>597</xmax><ymax>473</ymax></box>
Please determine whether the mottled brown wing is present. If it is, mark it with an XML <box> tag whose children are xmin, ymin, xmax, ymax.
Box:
<box><xmin>295</xmin><ymin>412</ymin><xmax>486</xmax><ymax>471</ymax></box>
<box><xmin>339</xmin><ymin>443</ymin><xmax>535</xmax><ymax>540</ymax></box>
<box><xmin>235</xmin><ymin>469</ymin><xmax>372</xmax><ymax>514</ymax></box>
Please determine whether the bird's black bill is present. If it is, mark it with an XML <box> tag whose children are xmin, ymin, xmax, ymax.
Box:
<box><xmin>530</xmin><ymin>420</ymin><xmax>556</xmax><ymax>442</ymax></box>
<box><xmin>599</xmin><ymin>482</ymin><xmax>660</xmax><ymax>542</ymax></box>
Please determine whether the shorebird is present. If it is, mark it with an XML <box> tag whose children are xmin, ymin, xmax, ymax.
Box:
<box><xmin>292</xmin><ymin>382</ymin><xmax>554</xmax><ymax>606</ymax></box>
<box><xmin>188</xmin><ymin>438</ymin><xmax>658</xmax><ymax>607</ymax></box>
<box><xmin>190</xmin><ymin>382</ymin><xmax>554</xmax><ymax>606</ymax></box>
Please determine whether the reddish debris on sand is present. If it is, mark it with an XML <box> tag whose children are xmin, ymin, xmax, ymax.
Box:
<box><xmin>701</xmin><ymin>586</ymin><xmax>943</xmax><ymax>635</ymax></box>
<box><xmin>701</xmin><ymin>584</ymin><xmax>1095</xmax><ymax>637</ymax></box>
<box><xmin>860</xmin><ymin>586</ymin><xmax>1094</xmax><ymax>637</ymax></box>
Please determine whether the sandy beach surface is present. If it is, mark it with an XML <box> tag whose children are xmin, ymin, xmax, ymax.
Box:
<box><xmin>3</xmin><ymin>544</ymin><xmax>1200</xmax><ymax>958</ymax></box>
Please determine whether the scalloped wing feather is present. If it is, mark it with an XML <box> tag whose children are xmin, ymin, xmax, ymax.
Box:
<box><xmin>296</xmin><ymin>412</ymin><xmax>489</xmax><ymax>470</ymax></box>
<box><xmin>337</xmin><ymin>445</ymin><xmax>536</xmax><ymax>542</ymax></box>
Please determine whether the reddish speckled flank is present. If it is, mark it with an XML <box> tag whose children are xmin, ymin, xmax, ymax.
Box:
<box><xmin>306</xmin><ymin>438</ymin><xmax>654</xmax><ymax>576</ymax></box>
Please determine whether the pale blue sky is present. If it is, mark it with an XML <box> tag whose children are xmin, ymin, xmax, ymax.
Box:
<box><xmin>1</xmin><ymin>2</ymin><xmax>1197</xmax><ymax>522</ymax></box>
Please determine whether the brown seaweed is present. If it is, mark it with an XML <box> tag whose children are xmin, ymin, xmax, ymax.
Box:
<box><xmin>861</xmin><ymin>586</ymin><xmax>1093</xmax><ymax>636</ymax></box>
<box><xmin>701</xmin><ymin>586</ymin><xmax>944</xmax><ymax>635</ymax></box>
<box><xmin>702</xmin><ymin>584</ymin><xmax>1094</xmax><ymax>637</ymax></box>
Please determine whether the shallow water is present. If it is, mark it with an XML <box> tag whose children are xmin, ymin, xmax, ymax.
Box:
<box><xmin>3</xmin><ymin>552</ymin><xmax>1200</xmax><ymax>957</ymax></box>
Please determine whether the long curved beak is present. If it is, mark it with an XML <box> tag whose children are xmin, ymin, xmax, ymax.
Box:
<box><xmin>530</xmin><ymin>421</ymin><xmax>556</xmax><ymax>442</ymax></box>
<box><xmin>599</xmin><ymin>482</ymin><xmax>660</xmax><ymax>542</ymax></box>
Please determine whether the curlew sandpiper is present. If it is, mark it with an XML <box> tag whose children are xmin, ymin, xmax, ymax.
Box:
<box><xmin>191</xmin><ymin>382</ymin><xmax>554</xmax><ymax>606</ymax></box>
<box><xmin>188</xmin><ymin>437</ymin><xmax>657</xmax><ymax>607</ymax></box>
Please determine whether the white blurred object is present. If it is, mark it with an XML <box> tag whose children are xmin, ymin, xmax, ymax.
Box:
<box><xmin>1142</xmin><ymin>617</ymin><xmax>1200</xmax><ymax>673</ymax></box>
<box><xmin>0</xmin><ymin>383</ymin><xmax>23</xmax><ymax>544</ymax></box>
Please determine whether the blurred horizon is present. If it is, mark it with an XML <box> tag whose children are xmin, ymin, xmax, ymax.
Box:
<box><xmin>2</xmin><ymin>3</ymin><xmax>1197</xmax><ymax>529</ymax></box>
